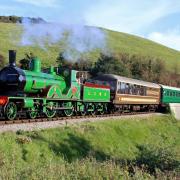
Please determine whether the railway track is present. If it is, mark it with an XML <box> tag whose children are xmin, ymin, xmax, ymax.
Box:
<box><xmin>0</xmin><ymin>112</ymin><xmax>165</xmax><ymax>133</ymax></box>
<box><xmin>0</xmin><ymin>111</ymin><xmax>159</xmax><ymax>126</ymax></box>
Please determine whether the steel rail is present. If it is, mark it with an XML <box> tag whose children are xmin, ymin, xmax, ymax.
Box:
<box><xmin>0</xmin><ymin>111</ymin><xmax>157</xmax><ymax>126</ymax></box>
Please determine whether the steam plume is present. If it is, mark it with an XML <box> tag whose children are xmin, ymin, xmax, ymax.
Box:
<box><xmin>19</xmin><ymin>18</ymin><xmax>106</xmax><ymax>61</ymax></box>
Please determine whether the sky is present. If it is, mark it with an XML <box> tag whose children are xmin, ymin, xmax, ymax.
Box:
<box><xmin>0</xmin><ymin>0</ymin><xmax>180</xmax><ymax>51</ymax></box>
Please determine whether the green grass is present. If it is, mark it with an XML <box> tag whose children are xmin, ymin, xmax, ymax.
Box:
<box><xmin>0</xmin><ymin>115</ymin><xmax>179</xmax><ymax>179</ymax></box>
<box><xmin>0</xmin><ymin>22</ymin><xmax>180</xmax><ymax>71</ymax></box>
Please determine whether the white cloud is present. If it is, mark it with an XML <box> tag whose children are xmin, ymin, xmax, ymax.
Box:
<box><xmin>148</xmin><ymin>30</ymin><xmax>180</xmax><ymax>51</ymax></box>
<box><xmin>85</xmin><ymin>0</ymin><xmax>180</xmax><ymax>34</ymax></box>
<box><xmin>14</xmin><ymin>0</ymin><xmax>59</xmax><ymax>7</ymax></box>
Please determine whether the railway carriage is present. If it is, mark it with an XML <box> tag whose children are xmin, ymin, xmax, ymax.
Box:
<box><xmin>94</xmin><ymin>74</ymin><xmax>161</xmax><ymax>112</ymax></box>
<box><xmin>161</xmin><ymin>85</ymin><xmax>180</xmax><ymax>103</ymax></box>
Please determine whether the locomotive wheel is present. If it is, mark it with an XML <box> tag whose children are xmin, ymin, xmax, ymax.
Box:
<box><xmin>27</xmin><ymin>107</ymin><xmax>38</xmax><ymax>119</ymax></box>
<box><xmin>4</xmin><ymin>102</ymin><xmax>17</xmax><ymax>120</ymax></box>
<box><xmin>97</xmin><ymin>104</ymin><xmax>104</xmax><ymax>115</ymax></box>
<box><xmin>80</xmin><ymin>110</ymin><xmax>87</xmax><ymax>116</ymax></box>
<box><xmin>64</xmin><ymin>109</ymin><xmax>73</xmax><ymax>117</ymax></box>
<box><xmin>87</xmin><ymin>103</ymin><xmax>96</xmax><ymax>115</ymax></box>
<box><xmin>45</xmin><ymin>102</ymin><xmax>56</xmax><ymax>118</ymax></box>
<box><xmin>89</xmin><ymin>108</ymin><xmax>96</xmax><ymax>116</ymax></box>
<box><xmin>79</xmin><ymin>103</ymin><xmax>87</xmax><ymax>116</ymax></box>
<box><xmin>63</xmin><ymin>102</ymin><xmax>74</xmax><ymax>117</ymax></box>
<box><xmin>99</xmin><ymin>109</ymin><xmax>105</xmax><ymax>115</ymax></box>
<box><xmin>96</xmin><ymin>103</ymin><xmax>105</xmax><ymax>115</ymax></box>
<box><xmin>45</xmin><ymin>108</ymin><xmax>56</xmax><ymax>118</ymax></box>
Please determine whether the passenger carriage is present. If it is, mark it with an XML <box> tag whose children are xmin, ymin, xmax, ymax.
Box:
<box><xmin>160</xmin><ymin>85</ymin><xmax>180</xmax><ymax>104</ymax></box>
<box><xmin>94</xmin><ymin>74</ymin><xmax>161</xmax><ymax>112</ymax></box>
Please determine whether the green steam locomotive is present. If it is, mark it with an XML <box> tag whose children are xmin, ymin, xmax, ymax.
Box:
<box><xmin>0</xmin><ymin>50</ymin><xmax>110</xmax><ymax>120</ymax></box>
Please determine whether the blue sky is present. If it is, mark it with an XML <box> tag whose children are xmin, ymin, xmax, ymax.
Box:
<box><xmin>0</xmin><ymin>0</ymin><xmax>180</xmax><ymax>51</ymax></box>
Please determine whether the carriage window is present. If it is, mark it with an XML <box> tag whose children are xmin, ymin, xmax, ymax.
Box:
<box><xmin>120</xmin><ymin>82</ymin><xmax>126</xmax><ymax>94</ymax></box>
<box><xmin>167</xmin><ymin>91</ymin><xmax>169</xmax><ymax>96</ymax></box>
<box><xmin>132</xmin><ymin>85</ymin><xmax>135</xmax><ymax>95</ymax></box>
<box><xmin>136</xmin><ymin>85</ymin><xmax>140</xmax><ymax>95</ymax></box>
<box><xmin>125</xmin><ymin>83</ymin><xmax>129</xmax><ymax>94</ymax></box>
<box><xmin>117</xmin><ymin>82</ymin><xmax>121</xmax><ymax>93</ymax></box>
<box><xmin>164</xmin><ymin>90</ymin><xmax>166</xmax><ymax>95</ymax></box>
<box><xmin>139</xmin><ymin>86</ymin><xmax>144</xmax><ymax>96</ymax></box>
<box><xmin>144</xmin><ymin>87</ymin><xmax>147</xmax><ymax>96</ymax></box>
<box><xmin>117</xmin><ymin>82</ymin><xmax>148</xmax><ymax>95</ymax></box>
<box><xmin>176</xmin><ymin>92</ymin><xmax>180</xmax><ymax>97</ymax></box>
<box><xmin>129</xmin><ymin>84</ymin><xmax>134</xmax><ymax>95</ymax></box>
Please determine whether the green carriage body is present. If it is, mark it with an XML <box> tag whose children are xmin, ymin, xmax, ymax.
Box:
<box><xmin>83</xmin><ymin>82</ymin><xmax>110</xmax><ymax>102</ymax></box>
<box><xmin>161</xmin><ymin>85</ymin><xmax>180</xmax><ymax>103</ymax></box>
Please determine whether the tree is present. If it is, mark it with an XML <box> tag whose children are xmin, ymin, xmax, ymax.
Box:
<box><xmin>129</xmin><ymin>55</ymin><xmax>144</xmax><ymax>79</ymax></box>
<box><xmin>19</xmin><ymin>52</ymin><xmax>35</xmax><ymax>70</ymax></box>
<box><xmin>56</xmin><ymin>52</ymin><xmax>72</xmax><ymax>68</ymax></box>
<box><xmin>0</xmin><ymin>54</ymin><xmax>5</xmax><ymax>69</ymax></box>
<box><xmin>151</xmin><ymin>58</ymin><xmax>166</xmax><ymax>83</ymax></box>
<box><xmin>72</xmin><ymin>58</ymin><xmax>92</xmax><ymax>71</ymax></box>
<box><xmin>91</xmin><ymin>53</ymin><xmax>129</xmax><ymax>76</ymax></box>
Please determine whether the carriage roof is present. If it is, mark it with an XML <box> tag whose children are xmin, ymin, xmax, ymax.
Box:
<box><xmin>95</xmin><ymin>74</ymin><xmax>160</xmax><ymax>89</ymax></box>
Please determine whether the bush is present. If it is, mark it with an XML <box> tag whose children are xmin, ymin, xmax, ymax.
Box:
<box><xmin>135</xmin><ymin>144</ymin><xmax>179</xmax><ymax>174</ymax></box>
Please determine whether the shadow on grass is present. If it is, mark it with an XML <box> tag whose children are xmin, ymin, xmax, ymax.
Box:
<box><xmin>23</xmin><ymin>130</ymin><xmax>179</xmax><ymax>175</ymax></box>
<box><xmin>49</xmin><ymin>133</ymin><xmax>111</xmax><ymax>162</ymax></box>
<box><xmin>48</xmin><ymin>134</ymin><xmax>180</xmax><ymax>175</ymax></box>
<box><xmin>23</xmin><ymin>131</ymin><xmax>112</xmax><ymax>162</ymax></box>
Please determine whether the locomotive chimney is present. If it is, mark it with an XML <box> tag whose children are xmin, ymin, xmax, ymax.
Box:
<box><xmin>9</xmin><ymin>50</ymin><xmax>16</xmax><ymax>67</ymax></box>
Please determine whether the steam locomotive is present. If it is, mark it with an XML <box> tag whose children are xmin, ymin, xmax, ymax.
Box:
<box><xmin>0</xmin><ymin>50</ymin><xmax>179</xmax><ymax>120</ymax></box>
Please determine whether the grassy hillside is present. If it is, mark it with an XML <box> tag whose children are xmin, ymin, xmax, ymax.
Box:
<box><xmin>0</xmin><ymin>115</ymin><xmax>179</xmax><ymax>179</ymax></box>
<box><xmin>0</xmin><ymin>22</ymin><xmax>180</xmax><ymax>71</ymax></box>
<box><xmin>107</xmin><ymin>29</ymin><xmax>180</xmax><ymax>71</ymax></box>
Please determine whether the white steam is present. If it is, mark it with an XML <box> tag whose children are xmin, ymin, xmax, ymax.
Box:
<box><xmin>20</xmin><ymin>18</ymin><xmax>106</xmax><ymax>61</ymax></box>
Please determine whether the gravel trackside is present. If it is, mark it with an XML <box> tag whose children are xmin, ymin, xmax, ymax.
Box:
<box><xmin>0</xmin><ymin>113</ymin><xmax>164</xmax><ymax>133</ymax></box>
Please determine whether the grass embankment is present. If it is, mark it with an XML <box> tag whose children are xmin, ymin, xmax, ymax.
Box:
<box><xmin>0</xmin><ymin>22</ymin><xmax>180</xmax><ymax>71</ymax></box>
<box><xmin>0</xmin><ymin>115</ymin><xmax>179</xmax><ymax>179</ymax></box>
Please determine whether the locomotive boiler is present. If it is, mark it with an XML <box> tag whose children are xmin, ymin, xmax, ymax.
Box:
<box><xmin>0</xmin><ymin>50</ymin><xmax>66</xmax><ymax>96</ymax></box>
